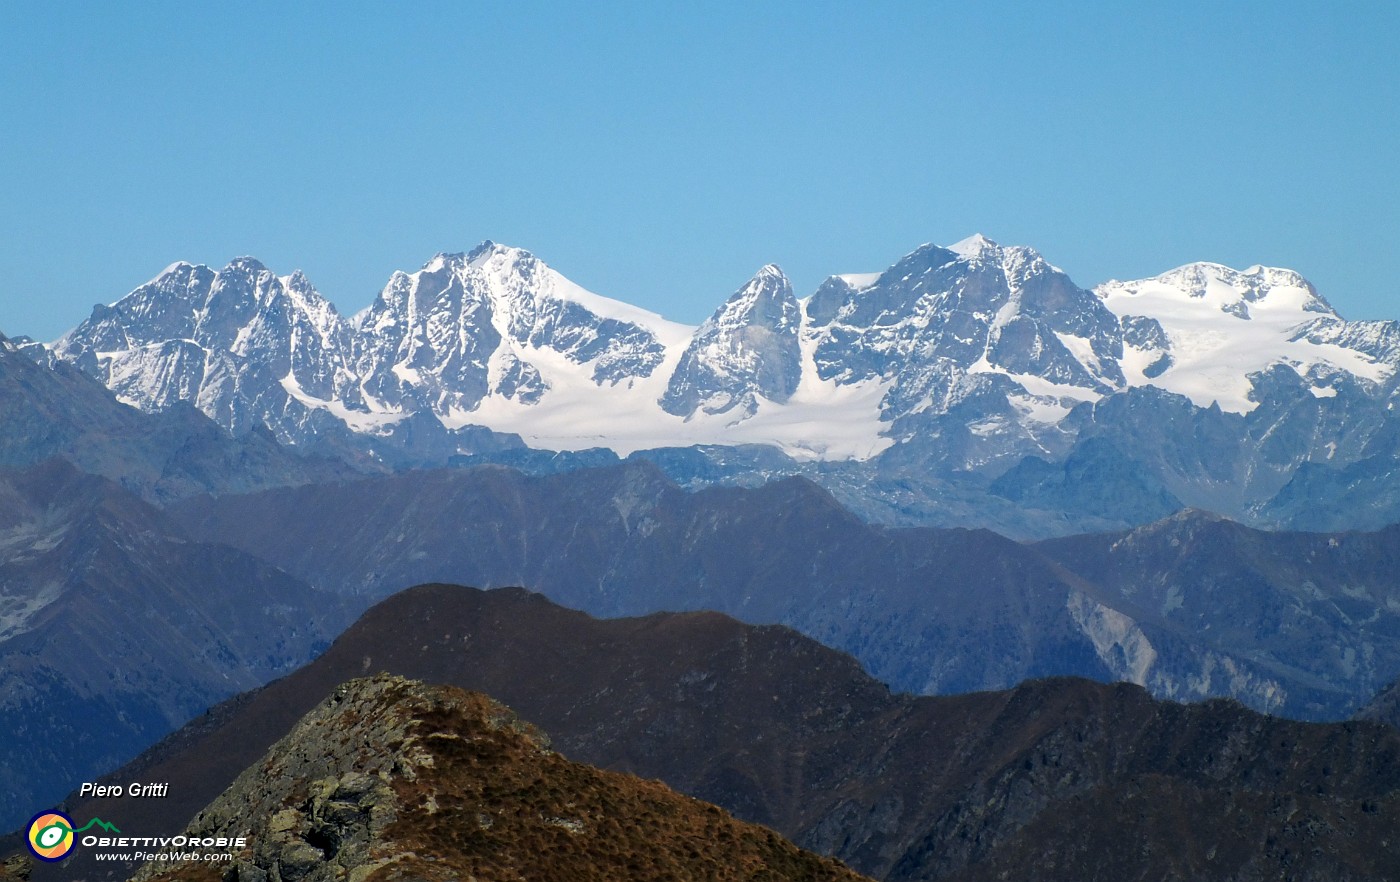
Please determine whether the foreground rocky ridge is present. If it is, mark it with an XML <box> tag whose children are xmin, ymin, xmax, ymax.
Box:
<box><xmin>130</xmin><ymin>674</ymin><xmax>869</xmax><ymax>882</ymax></box>
<box><xmin>49</xmin><ymin>585</ymin><xmax>1400</xmax><ymax>882</ymax></box>
<box><xmin>42</xmin><ymin>237</ymin><xmax>1400</xmax><ymax>536</ymax></box>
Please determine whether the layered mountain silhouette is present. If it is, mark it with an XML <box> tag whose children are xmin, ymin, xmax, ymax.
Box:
<box><xmin>0</xmin><ymin>458</ymin><xmax>345</xmax><ymax>828</ymax></box>
<box><xmin>7</xmin><ymin>246</ymin><xmax>1400</xmax><ymax>882</ymax></box>
<box><xmin>130</xmin><ymin>674</ymin><xmax>870</xmax><ymax>882</ymax></box>
<box><xmin>41</xmin><ymin>585</ymin><xmax>1400</xmax><ymax>882</ymax></box>
<box><xmin>171</xmin><ymin>463</ymin><xmax>1400</xmax><ymax>720</ymax></box>
<box><xmin>35</xmin><ymin>237</ymin><xmax>1400</xmax><ymax>536</ymax></box>
<box><xmin>0</xmin><ymin>331</ymin><xmax>350</xmax><ymax>503</ymax></box>
<box><xmin>1356</xmin><ymin>676</ymin><xmax>1400</xmax><ymax>729</ymax></box>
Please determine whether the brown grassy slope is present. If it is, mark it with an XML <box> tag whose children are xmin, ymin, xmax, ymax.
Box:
<box><xmin>41</xmin><ymin>584</ymin><xmax>1400</xmax><ymax>882</ymax></box>
<box><xmin>132</xmin><ymin>675</ymin><xmax>869</xmax><ymax>882</ymax></box>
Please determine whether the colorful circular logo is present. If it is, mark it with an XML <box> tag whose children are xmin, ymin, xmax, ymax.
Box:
<box><xmin>26</xmin><ymin>810</ymin><xmax>76</xmax><ymax>862</ymax></box>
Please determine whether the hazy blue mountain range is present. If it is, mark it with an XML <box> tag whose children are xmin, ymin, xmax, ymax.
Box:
<box><xmin>37</xmin><ymin>236</ymin><xmax>1400</xmax><ymax>537</ymax></box>
<box><xmin>169</xmin><ymin>463</ymin><xmax>1400</xmax><ymax>722</ymax></box>
<box><xmin>5</xmin><ymin>295</ymin><xmax>1400</xmax><ymax>866</ymax></box>
<box><xmin>0</xmin><ymin>332</ymin><xmax>352</xmax><ymax>501</ymax></box>
<box><xmin>7</xmin><ymin>238</ymin><xmax>1400</xmax><ymax>868</ymax></box>
<box><xmin>6</xmin><ymin>448</ymin><xmax>1397</xmax><ymax>833</ymax></box>
<box><xmin>0</xmin><ymin>458</ymin><xmax>344</xmax><ymax>828</ymax></box>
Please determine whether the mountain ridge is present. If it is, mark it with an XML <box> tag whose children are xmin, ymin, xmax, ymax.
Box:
<box><xmin>36</xmin><ymin>583</ymin><xmax>1400</xmax><ymax>882</ymax></box>
<box><xmin>129</xmin><ymin>673</ymin><xmax>870</xmax><ymax>882</ymax></box>
<box><xmin>48</xmin><ymin>237</ymin><xmax>1399</xmax><ymax>449</ymax></box>
<box><xmin>38</xmin><ymin>235</ymin><xmax>1400</xmax><ymax>537</ymax></box>
<box><xmin>168</xmin><ymin>461</ymin><xmax>1400</xmax><ymax>720</ymax></box>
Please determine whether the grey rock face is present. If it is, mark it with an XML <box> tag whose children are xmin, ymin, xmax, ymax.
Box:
<box><xmin>352</xmin><ymin>243</ymin><xmax>672</xmax><ymax>418</ymax></box>
<box><xmin>52</xmin><ymin>258</ymin><xmax>361</xmax><ymax>437</ymax></box>
<box><xmin>129</xmin><ymin>678</ymin><xmax>410</xmax><ymax>882</ymax></box>
<box><xmin>662</xmin><ymin>265</ymin><xmax>802</xmax><ymax>417</ymax></box>
<box><xmin>354</xmin><ymin>251</ymin><xmax>504</xmax><ymax>413</ymax></box>
<box><xmin>38</xmin><ymin>236</ymin><xmax>1400</xmax><ymax>535</ymax></box>
<box><xmin>806</xmin><ymin>237</ymin><xmax>1123</xmax><ymax>400</ymax></box>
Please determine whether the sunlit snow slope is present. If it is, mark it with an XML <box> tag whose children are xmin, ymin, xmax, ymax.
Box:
<box><xmin>46</xmin><ymin>237</ymin><xmax>1400</xmax><ymax>467</ymax></box>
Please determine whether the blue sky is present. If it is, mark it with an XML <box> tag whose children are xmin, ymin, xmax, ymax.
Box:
<box><xmin>2</xmin><ymin>1</ymin><xmax>1396</xmax><ymax>339</ymax></box>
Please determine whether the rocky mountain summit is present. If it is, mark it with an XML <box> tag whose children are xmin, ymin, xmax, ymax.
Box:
<box><xmin>40</xmin><ymin>236</ymin><xmax>1400</xmax><ymax>534</ymax></box>
<box><xmin>0</xmin><ymin>855</ymin><xmax>28</xmax><ymax>882</ymax></box>
<box><xmin>52</xmin><ymin>586</ymin><xmax>1400</xmax><ymax>882</ymax></box>
<box><xmin>130</xmin><ymin>674</ymin><xmax>868</xmax><ymax>882</ymax></box>
<box><xmin>662</xmin><ymin>264</ymin><xmax>803</xmax><ymax>417</ymax></box>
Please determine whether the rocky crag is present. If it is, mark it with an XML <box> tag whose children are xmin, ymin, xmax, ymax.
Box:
<box><xmin>130</xmin><ymin>674</ymin><xmax>868</xmax><ymax>882</ymax></box>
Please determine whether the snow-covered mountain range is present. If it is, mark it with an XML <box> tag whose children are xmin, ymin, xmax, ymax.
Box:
<box><xmin>41</xmin><ymin>235</ymin><xmax>1400</xmax><ymax>535</ymax></box>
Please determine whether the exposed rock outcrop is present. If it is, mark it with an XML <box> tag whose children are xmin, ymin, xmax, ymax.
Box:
<box><xmin>131</xmin><ymin>674</ymin><xmax>868</xmax><ymax>882</ymax></box>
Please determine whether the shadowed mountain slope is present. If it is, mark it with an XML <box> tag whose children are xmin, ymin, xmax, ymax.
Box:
<box><xmin>1355</xmin><ymin>676</ymin><xmax>1400</xmax><ymax>729</ymax></box>
<box><xmin>0</xmin><ymin>332</ymin><xmax>351</xmax><ymax>502</ymax></box>
<box><xmin>0</xmin><ymin>459</ymin><xmax>344</xmax><ymax>829</ymax></box>
<box><xmin>43</xmin><ymin>584</ymin><xmax>1400</xmax><ymax>882</ymax></box>
<box><xmin>1037</xmin><ymin>510</ymin><xmax>1400</xmax><ymax>712</ymax></box>
<box><xmin>172</xmin><ymin>464</ymin><xmax>1400</xmax><ymax>719</ymax></box>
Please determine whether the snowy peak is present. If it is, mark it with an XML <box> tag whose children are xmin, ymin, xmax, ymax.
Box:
<box><xmin>661</xmin><ymin>265</ymin><xmax>803</xmax><ymax>418</ymax></box>
<box><xmin>352</xmin><ymin>242</ymin><xmax>686</xmax><ymax>421</ymax></box>
<box><xmin>1104</xmin><ymin>262</ymin><xmax>1335</xmax><ymax>321</ymax></box>
<box><xmin>58</xmin><ymin>260</ymin><xmax>216</xmax><ymax>352</ymax></box>
<box><xmin>1097</xmin><ymin>261</ymin><xmax>1388</xmax><ymax>412</ymax></box>
<box><xmin>805</xmin><ymin>236</ymin><xmax>1124</xmax><ymax>434</ymax></box>
<box><xmin>947</xmin><ymin>232</ymin><xmax>1000</xmax><ymax>259</ymax></box>
<box><xmin>224</xmin><ymin>255</ymin><xmax>271</xmax><ymax>273</ymax></box>
<box><xmin>41</xmin><ymin>235</ymin><xmax>1400</xmax><ymax>467</ymax></box>
<box><xmin>50</xmin><ymin>257</ymin><xmax>360</xmax><ymax>428</ymax></box>
<box><xmin>724</xmin><ymin>264</ymin><xmax>795</xmax><ymax>325</ymax></box>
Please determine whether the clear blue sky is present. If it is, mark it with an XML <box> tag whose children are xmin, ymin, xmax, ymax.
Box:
<box><xmin>2</xmin><ymin>1</ymin><xmax>1396</xmax><ymax>340</ymax></box>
